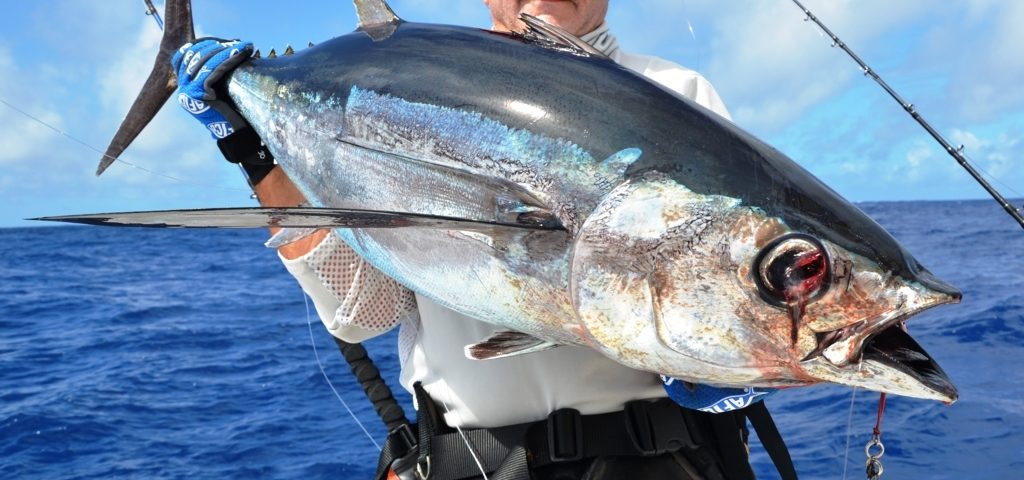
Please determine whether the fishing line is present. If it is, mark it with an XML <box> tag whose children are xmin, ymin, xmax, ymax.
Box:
<box><xmin>0</xmin><ymin>96</ymin><xmax>250</xmax><ymax>193</ymax></box>
<box><xmin>680</xmin><ymin>0</ymin><xmax>700</xmax><ymax>72</ymax></box>
<box><xmin>303</xmin><ymin>292</ymin><xmax>382</xmax><ymax>451</ymax></box>
<box><xmin>438</xmin><ymin>394</ymin><xmax>490</xmax><ymax>480</ymax></box>
<box><xmin>841</xmin><ymin>387</ymin><xmax>859</xmax><ymax>480</ymax></box>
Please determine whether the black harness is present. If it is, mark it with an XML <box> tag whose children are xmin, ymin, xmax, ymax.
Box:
<box><xmin>329</xmin><ymin>336</ymin><xmax>797</xmax><ymax>480</ymax></box>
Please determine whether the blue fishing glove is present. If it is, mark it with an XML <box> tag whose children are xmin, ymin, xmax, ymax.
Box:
<box><xmin>662</xmin><ymin>376</ymin><xmax>776</xmax><ymax>413</ymax></box>
<box><xmin>171</xmin><ymin>37</ymin><xmax>275</xmax><ymax>185</ymax></box>
<box><xmin>171</xmin><ymin>37</ymin><xmax>253</xmax><ymax>138</ymax></box>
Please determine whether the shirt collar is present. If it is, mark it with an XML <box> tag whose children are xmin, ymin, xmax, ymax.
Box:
<box><xmin>579</xmin><ymin>22</ymin><xmax>620</xmax><ymax>57</ymax></box>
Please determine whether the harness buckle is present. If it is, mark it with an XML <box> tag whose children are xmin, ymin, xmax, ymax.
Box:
<box><xmin>624</xmin><ymin>399</ymin><xmax>693</xmax><ymax>456</ymax></box>
<box><xmin>391</xmin><ymin>423</ymin><xmax>417</xmax><ymax>454</ymax></box>
<box><xmin>546</xmin><ymin>408</ymin><xmax>584</xmax><ymax>462</ymax></box>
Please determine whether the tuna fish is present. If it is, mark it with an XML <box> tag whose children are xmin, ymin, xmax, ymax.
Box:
<box><xmin>51</xmin><ymin>0</ymin><xmax>960</xmax><ymax>402</ymax></box>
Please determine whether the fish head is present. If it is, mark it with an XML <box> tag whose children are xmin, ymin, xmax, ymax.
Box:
<box><xmin>570</xmin><ymin>172</ymin><xmax>960</xmax><ymax>402</ymax></box>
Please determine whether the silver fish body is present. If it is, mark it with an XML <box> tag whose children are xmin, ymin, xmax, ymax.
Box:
<box><xmin>223</xmin><ymin>20</ymin><xmax>960</xmax><ymax>402</ymax></box>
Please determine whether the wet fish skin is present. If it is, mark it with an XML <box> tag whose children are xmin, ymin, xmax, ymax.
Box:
<box><xmin>79</xmin><ymin>0</ymin><xmax>958</xmax><ymax>402</ymax></box>
<box><xmin>222</xmin><ymin>19</ymin><xmax>959</xmax><ymax>402</ymax></box>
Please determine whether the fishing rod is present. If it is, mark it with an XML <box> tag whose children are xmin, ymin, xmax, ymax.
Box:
<box><xmin>143</xmin><ymin>0</ymin><xmax>164</xmax><ymax>30</ymax></box>
<box><xmin>790</xmin><ymin>0</ymin><xmax>1024</xmax><ymax>231</ymax></box>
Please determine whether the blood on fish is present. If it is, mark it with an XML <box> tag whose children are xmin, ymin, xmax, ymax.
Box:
<box><xmin>782</xmin><ymin>249</ymin><xmax>827</xmax><ymax>345</ymax></box>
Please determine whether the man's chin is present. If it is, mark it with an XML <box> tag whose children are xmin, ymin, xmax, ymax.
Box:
<box><xmin>520</xmin><ymin>3</ymin><xmax>581</xmax><ymax>30</ymax></box>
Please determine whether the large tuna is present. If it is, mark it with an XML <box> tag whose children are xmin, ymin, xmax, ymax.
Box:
<box><xmin>53</xmin><ymin>0</ymin><xmax>959</xmax><ymax>402</ymax></box>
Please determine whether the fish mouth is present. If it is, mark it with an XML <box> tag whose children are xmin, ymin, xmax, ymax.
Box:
<box><xmin>800</xmin><ymin>285</ymin><xmax>960</xmax><ymax>402</ymax></box>
<box><xmin>861</xmin><ymin>323</ymin><xmax>958</xmax><ymax>402</ymax></box>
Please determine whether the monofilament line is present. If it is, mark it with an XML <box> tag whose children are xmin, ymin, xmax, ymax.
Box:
<box><xmin>439</xmin><ymin>397</ymin><xmax>490</xmax><ymax>480</ymax></box>
<box><xmin>0</xmin><ymin>96</ymin><xmax>249</xmax><ymax>193</ymax></box>
<box><xmin>841</xmin><ymin>387</ymin><xmax>859</xmax><ymax>480</ymax></box>
<box><xmin>304</xmin><ymin>293</ymin><xmax>382</xmax><ymax>451</ymax></box>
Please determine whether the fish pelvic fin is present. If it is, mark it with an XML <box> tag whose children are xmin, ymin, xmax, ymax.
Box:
<box><xmin>353</xmin><ymin>0</ymin><xmax>401</xmax><ymax>40</ymax></box>
<box><xmin>464</xmin><ymin>330</ymin><xmax>560</xmax><ymax>360</ymax></box>
<box><xmin>96</xmin><ymin>0</ymin><xmax>195</xmax><ymax>176</ymax></box>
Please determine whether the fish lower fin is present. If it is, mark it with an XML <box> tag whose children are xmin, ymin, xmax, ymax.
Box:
<box><xmin>264</xmin><ymin>227</ymin><xmax>321</xmax><ymax>248</ymax></box>
<box><xmin>31</xmin><ymin>207</ymin><xmax>564</xmax><ymax>231</ymax></box>
<box><xmin>464</xmin><ymin>330</ymin><xmax>560</xmax><ymax>360</ymax></box>
<box><xmin>96</xmin><ymin>0</ymin><xmax>195</xmax><ymax>175</ymax></box>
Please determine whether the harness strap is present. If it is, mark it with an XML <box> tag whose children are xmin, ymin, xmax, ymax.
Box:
<box><xmin>380</xmin><ymin>388</ymin><xmax>797</xmax><ymax>480</ymax></box>
<box><xmin>707</xmin><ymin>409</ymin><xmax>756</xmax><ymax>480</ymax></box>
<box><xmin>745</xmin><ymin>401</ymin><xmax>798</xmax><ymax>480</ymax></box>
<box><xmin>392</xmin><ymin>396</ymin><xmax>717</xmax><ymax>480</ymax></box>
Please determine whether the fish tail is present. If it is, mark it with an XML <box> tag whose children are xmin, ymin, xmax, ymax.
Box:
<box><xmin>95</xmin><ymin>0</ymin><xmax>195</xmax><ymax>176</ymax></box>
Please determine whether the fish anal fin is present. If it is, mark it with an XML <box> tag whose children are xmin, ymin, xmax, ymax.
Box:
<box><xmin>465</xmin><ymin>330</ymin><xmax>560</xmax><ymax>360</ymax></box>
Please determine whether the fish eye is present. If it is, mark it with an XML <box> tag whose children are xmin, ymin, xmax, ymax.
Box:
<box><xmin>753</xmin><ymin>233</ymin><xmax>831</xmax><ymax>308</ymax></box>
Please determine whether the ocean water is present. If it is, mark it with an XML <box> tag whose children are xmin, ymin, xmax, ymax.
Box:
<box><xmin>1</xmin><ymin>200</ymin><xmax>1022</xmax><ymax>479</ymax></box>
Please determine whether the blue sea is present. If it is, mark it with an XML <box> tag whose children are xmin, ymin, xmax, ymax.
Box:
<box><xmin>2</xmin><ymin>200</ymin><xmax>1022</xmax><ymax>479</ymax></box>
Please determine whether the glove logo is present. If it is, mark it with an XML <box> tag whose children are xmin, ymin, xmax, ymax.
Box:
<box><xmin>208</xmin><ymin>122</ymin><xmax>234</xmax><ymax>139</ymax></box>
<box><xmin>178</xmin><ymin>93</ymin><xmax>210</xmax><ymax>114</ymax></box>
<box><xmin>699</xmin><ymin>387</ymin><xmax>771</xmax><ymax>414</ymax></box>
<box><xmin>661</xmin><ymin>376</ymin><xmax>775</xmax><ymax>414</ymax></box>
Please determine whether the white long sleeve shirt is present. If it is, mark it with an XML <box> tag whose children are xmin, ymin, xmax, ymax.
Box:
<box><xmin>282</xmin><ymin>23</ymin><xmax>731</xmax><ymax>428</ymax></box>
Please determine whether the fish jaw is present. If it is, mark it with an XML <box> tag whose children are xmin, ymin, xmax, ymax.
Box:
<box><xmin>787</xmin><ymin>239</ymin><xmax>961</xmax><ymax>402</ymax></box>
<box><xmin>801</xmin><ymin>324</ymin><xmax>958</xmax><ymax>402</ymax></box>
<box><xmin>796</xmin><ymin>267</ymin><xmax>960</xmax><ymax>402</ymax></box>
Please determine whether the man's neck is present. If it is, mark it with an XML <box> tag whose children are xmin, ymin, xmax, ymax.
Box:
<box><xmin>579</xmin><ymin>22</ymin><xmax>619</xmax><ymax>57</ymax></box>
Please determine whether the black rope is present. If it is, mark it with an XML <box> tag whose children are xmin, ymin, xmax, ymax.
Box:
<box><xmin>331</xmin><ymin>337</ymin><xmax>410</xmax><ymax>432</ymax></box>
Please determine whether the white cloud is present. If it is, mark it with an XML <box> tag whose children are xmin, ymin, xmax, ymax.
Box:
<box><xmin>698</xmin><ymin>0</ymin><xmax>930</xmax><ymax>132</ymax></box>
<box><xmin>951</xmin><ymin>2</ymin><xmax>1024</xmax><ymax>121</ymax></box>
<box><xmin>950</xmin><ymin>128</ymin><xmax>1019</xmax><ymax>182</ymax></box>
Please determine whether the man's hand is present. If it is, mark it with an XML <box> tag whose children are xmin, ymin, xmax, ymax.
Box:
<box><xmin>171</xmin><ymin>37</ymin><xmax>276</xmax><ymax>186</ymax></box>
<box><xmin>171</xmin><ymin>37</ymin><xmax>254</xmax><ymax>139</ymax></box>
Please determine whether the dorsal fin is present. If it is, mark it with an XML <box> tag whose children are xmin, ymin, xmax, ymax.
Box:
<box><xmin>519</xmin><ymin>13</ymin><xmax>606</xmax><ymax>58</ymax></box>
<box><xmin>353</xmin><ymin>0</ymin><xmax>401</xmax><ymax>40</ymax></box>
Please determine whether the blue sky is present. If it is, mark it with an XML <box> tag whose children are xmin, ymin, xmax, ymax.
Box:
<box><xmin>1</xmin><ymin>0</ymin><xmax>1021</xmax><ymax>227</ymax></box>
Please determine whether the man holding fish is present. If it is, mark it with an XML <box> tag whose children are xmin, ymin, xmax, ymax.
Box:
<box><xmin>159</xmin><ymin>0</ymin><xmax>913</xmax><ymax>478</ymax></box>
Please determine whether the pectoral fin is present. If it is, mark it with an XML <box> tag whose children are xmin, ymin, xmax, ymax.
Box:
<box><xmin>465</xmin><ymin>330</ymin><xmax>560</xmax><ymax>360</ymax></box>
<box><xmin>32</xmin><ymin>207</ymin><xmax>565</xmax><ymax>231</ymax></box>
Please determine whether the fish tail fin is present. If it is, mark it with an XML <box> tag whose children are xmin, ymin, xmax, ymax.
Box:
<box><xmin>96</xmin><ymin>0</ymin><xmax>195</xmax><ymax>176</ymax></box>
